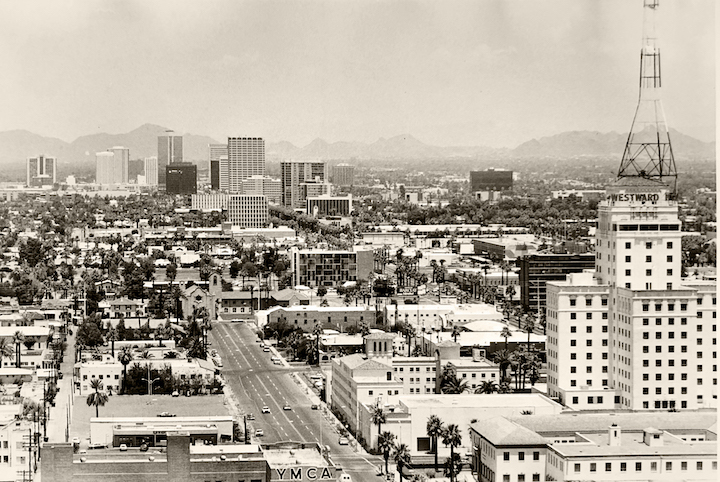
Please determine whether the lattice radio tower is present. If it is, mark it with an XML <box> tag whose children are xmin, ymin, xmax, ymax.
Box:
<box><xmin>617</xmin><ymin>0</ymin><xmax>677</xmax><ymax>192</ymax></box>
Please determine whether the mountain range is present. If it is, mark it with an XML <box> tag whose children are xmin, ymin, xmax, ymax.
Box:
<box><xmin>0</xmin><ymin>123</ymin><xmax>714</xmax><ymax>180</ymax></box>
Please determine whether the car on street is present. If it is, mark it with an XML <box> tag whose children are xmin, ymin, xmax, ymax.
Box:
<box><xmin>119</xmin><ymin>444</ymin><xmax>128</xmax><ymax>451</ymax></box>
<box><xmin>311</xmin><ymin>404</ymin><xmax>319</xmax><ymax>410</ymax></box>
<box><xmin>255</xmin><ymin>429</ymin><xmax>264</xmax><ymax>437</ymax></box>
<box><xmin>71</xmin><ymin>437</ymin><xmax>80</xmax><ymax>445</ymax></box>
<box><xmin>261</xmin><ymin>406</ymin><xmax>270</xmax><ymax>413</ymax></box>
<box><xmin>283</xmin><ymin>404</ymin><xmax>291</xmax><ymax>410</ymax></box>
<box><xmin>172</xmin><ymin>390</ymin><xmax>180</xmax><ymax>397</ymax></box>
<box><xmin>157</xmin><ymin>412</ymin><xmax>176</xmax><ymax>417</ymax></box>
<box><xmin>263</xmin><ymin>347</ymin><xmax>270</xmax><ymax>352</ymax></box>
<box><xmin>338</xmin><ymin>437</ymin><xmax>349</xmax><ymax>445</ymax></box>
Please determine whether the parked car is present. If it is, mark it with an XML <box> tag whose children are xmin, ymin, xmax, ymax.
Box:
<box><xmin>311</xmin><ymin>404</ymin><xmax>319</xmax><ymax>410</ymax></box>
<box><xmin>171</xmin><ymin>390</ymin><xmax>180</xmax><ymax>397</ymax></box>
<box><xmin>157</xmin><ymin>412</ymin><xmax>176</xmax><ymax>417</ymax></box>
<box><xmin>255</xmin><ymin>429</ymin><xmax>264</xmax><ymax>437</ymax></box>
<box><xmin>263</xmin><ymin>347</ymin><xmax>270</xmax><ymax>352</ymax></box>
<box><xmin>119</xmin><ymin>444</ymin><xmax>128</xmax><ymax>451</ymax></box>
<box><xmin>338</xmin><ymin>437</ymin><xmax>349</xmax><ymax>445</ymax></box>
<box><xmin>246</xmin><ymin>413</ymin><xmax>255</xmax><ymax>420</ymax></box>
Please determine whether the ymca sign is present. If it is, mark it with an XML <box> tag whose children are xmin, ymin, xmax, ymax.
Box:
<box><xmin>275</xmin><ymin>466</ymin><xmax>335</xmax><ymax>482</ymax></box>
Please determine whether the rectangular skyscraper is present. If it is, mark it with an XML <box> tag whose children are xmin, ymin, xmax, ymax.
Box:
<box><xmin>208</xmin><ymin>143</ymin><xmax>228</xmax><ymax>190</ymax></box>
<box><xmin>165</xmin><ymin>163</ymin><xmax>197</xmax><ymax>195</ymax></box>
<box><xmin>332</xmin><ymin>163</ymin><xmax>355</xmax><ymax>186</ymax></box>
<box><xmin>96</xmin><ymin>147</ymin><xmax>129</xmax><ymax>185</ymax></box>
<box><xmin>144</xmin><ymin>156</ymin><xmax>158</xmax><ymax>186</ymax></box>
<box><xmin>281</xmin><ymin>160</ymin><xmax>328</xmax><ymax>208</ymax></box>
<box><xmin>227</xmin><ymin>137</ymin><xmax>265</xmax><ymax>193</ymax></box>
<box><xmin>157</xmin><ymin>132</ymin><xmax>183</xmax><ymax>186</ymax></box>
<box><xmin>26</xmin><ymin>155</ymin><xmax>57</xmax><ymax>187</ymax></box>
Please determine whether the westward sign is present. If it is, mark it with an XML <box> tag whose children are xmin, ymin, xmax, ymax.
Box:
<box><xmin>275</xmin><ymin>467</ymin><xmax>334</xmax><ymax>482</ymax></box>
<box><xmin>608</xmin><ymin>192</ymin><xmax>666</xmax><ymax>202</ymax></box>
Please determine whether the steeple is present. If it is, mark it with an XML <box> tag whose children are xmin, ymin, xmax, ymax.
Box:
<box><xmin>617</xmin><ymin>0</ymin><xmax>677</xmax><ymax>193</ymax></box>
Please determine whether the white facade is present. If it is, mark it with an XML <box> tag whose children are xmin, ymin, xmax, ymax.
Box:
<box><xmin>96</xmin><ymin>147</ymin><xmax>129</xmax><ymax>185</ymax></box>
<box><xmin>547</xmin><ymin>180</ymin><xmax>717</xmax><ymax>411</ymax></box>
<box><xmin>144</xmin><ymin>156</ymin><xmax>158</xmax><ymax>186</ymax></box>
<box><xmin>471</xmin><ymin>413</ymin><xmax>718</xmax><ymax>482</ymax></box>
<box><xmin>242</xmin><ymin>175</ymin><xmax>282</xmax><ymax>204</ymax></box>
<box><xmin>191</xmin><ymin>193</ymin><xmax>229</xmax><ymax>211</ymax></box>
<box><xmin>227</xmin><ymin>137</ymin><xmax>265</xmax><ymax>193</ymax></box>
<box><xmin>227</xmin><ymin>194</ymin><xmax>268</xmax><ymax>228</ymax></box>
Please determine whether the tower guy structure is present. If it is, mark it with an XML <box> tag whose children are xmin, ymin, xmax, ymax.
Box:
<box><xmin>617</xmin><ymin>0</ymin><xmax>677</xmax><ymax>192</ymax></box>
<box><xmin>546</xmin><ymin>0</ymin><xmax>716</xmax><ymax>412</ymax></box>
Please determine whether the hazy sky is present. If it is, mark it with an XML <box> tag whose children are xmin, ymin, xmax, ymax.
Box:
<box><xmin>0</xmin><ymin>0</ymin><xmax>714</xmax><ymax>147</ymax></box>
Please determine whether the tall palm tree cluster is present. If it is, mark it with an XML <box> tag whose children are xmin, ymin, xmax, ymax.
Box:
<box><xmin>372</xmin><ymin>411</ymin><xmax>464</xmax><ymax>481</ymax></box>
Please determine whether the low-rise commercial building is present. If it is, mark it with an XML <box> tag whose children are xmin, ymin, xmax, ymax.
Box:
<box><xmin>470</xmin><ymin>412</ymin><xmax>718</xmax><ymax>482</ymax></box>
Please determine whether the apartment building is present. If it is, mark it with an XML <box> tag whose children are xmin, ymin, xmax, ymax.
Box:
<box><xmin>289</xmin><ymin>248</ymin><xmax>373</xmax><ymax>288</ymax></box>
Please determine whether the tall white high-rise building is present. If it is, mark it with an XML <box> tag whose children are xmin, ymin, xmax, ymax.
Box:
<box><xmin>546</xmin><ymin>179</ymin><xmax>717</xmax><ymax>412</ymax></box>
<box><xmin>144</xmin><ymin>156</ymin><xmax>158</xmax><ymax>186</ymax></box>
<box><xmin>227</xmin><ymin>137</ymin><xmax>265</xmax><ymax>193</ymax></box>
<box><xmin>95</xmin><ymin>147</ymin><xmax>129</xmax><ymax>185</ymax></box>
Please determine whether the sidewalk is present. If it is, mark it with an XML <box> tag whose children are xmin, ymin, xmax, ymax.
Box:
<box><xmin>45</xmin><ymin>330</ymin><xmax>76</xmax><ymax>443</ymax></box>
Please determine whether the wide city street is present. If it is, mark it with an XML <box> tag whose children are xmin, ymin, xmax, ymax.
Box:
<box><xmin>210</xmin><ymin>321</ymin><xmax>384</xmax><ymax>482</ymax></box>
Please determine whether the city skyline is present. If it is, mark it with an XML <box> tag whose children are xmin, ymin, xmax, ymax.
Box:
<box><xmin>0</xmin><ymin>0</ymin><xmax>714</xmax><ymax>148</ymax></box>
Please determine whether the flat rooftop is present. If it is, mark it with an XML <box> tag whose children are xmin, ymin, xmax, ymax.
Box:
<box><xmin>69</xmin><ymin>395</ymin><xmax>230</xmax><ymax>442</ymax></box>
<box><xmin>400</xmin><ymin>393</ymin><xmax>559</xmax><ymax>410</ymax></box>
<box><xmin>509</xmin><ymin>412</ymin><xmax>718</xmax><ymax>435</ymax></box>
<box><xmin>264</xmin><ymin>448</ymin><xmax>327</xmax><ymax>467</ymax></box>
<box><xmin>553</xmin><ymin>432</ymin><xmax>716</xmax><ymax>458</ymax></box>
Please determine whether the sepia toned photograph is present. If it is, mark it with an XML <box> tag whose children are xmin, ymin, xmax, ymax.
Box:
<box><xmin>0</xmin><ymin>1</ymin><xmax>715</xmax><ymax>481</ymax></box>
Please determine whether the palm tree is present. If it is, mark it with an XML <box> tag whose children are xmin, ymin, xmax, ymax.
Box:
<box><xmin>440</xmin><ymin>376</ymin><xmax>468</xmax><ymax>394</ymax></box>
<box><xmin>118</xmin><ymin>346</ymin><xmax>133</xmax><ymax>394</ymax></box>
<box><xmin>371</xmin><ymin>405</ymin><xmax>386</xmax><ymax>445</ymax></box>
<box><xmin>377</xmin><ymin>431</ymin><xmax>396</xmax><ymax>475</ymax></box>
<box><xmin>500</xmin><ymin>326</ymin><xmax>512</xmax><ymax>350</ymax></box>
<box><xmin>12</xmin><ymin>331</ymin><xmax>25</xmax><ymax>368</ymax></box>
<box><xmin>0</xmin><ymin>338</ymin><xmax>14</xmax><ymax>369</ymax></box>
<box><xmin>451</xmin><ymin>325</ymin><xmax>461</xmax><ymax>343</ymax></box>
<box><xmin>475</xmin><ymin>380</ymin><xmax>498</xmax><ymax>394</ymax></box>
<box><xmin>106</xmin><ymin>326</ymin><xmax>118</xmax><ymax>358</ymax></box>
<box><xmin>393</xmin><ymin>443</ymin><xmax>411</xmax><ymax>482</ymax></box>
<box><xmin>86</xmin><ymin>378</ymin><xmax>109</xmax><ymax>417</ymax></box>
<box><xmin>426</xmin><ymin>414</ymin><xmax>444</xmax><ymax>471</ymax></box>
<box><xmin>154</xmin><ymin>322</ymin><xmax>173</xmax><ymax>347</ymax></box>
<box><xmin>493</xmin><ymin>349</ymin><xmax>512</xmax><ymax>382</ymax></box>
<box><xmin>312</xmin><ymin>323</ymin><xmax>323</xmax><ymax>365</ymax></box>
<box><xmin>441</xmin><ymin>424</ymin><xmax>462</xmax><ymax>482</ymax></box>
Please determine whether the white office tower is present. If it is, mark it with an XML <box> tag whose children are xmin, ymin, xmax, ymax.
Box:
<box><xmin>227</xmin><ymin>195</ymin><xmax>268</xmax><ymax>228</ymax></box>
<box><xmin>241</xmin><ymin>175</ymin><xmax>282</xmax><ymax>204</ymax></box>
<box><xmin>144</xmin><ymin>156</ymin><xmax>158</xmax><ymax>186</ymax></box>
<box><xmin>546</xmin><ymin>179</ymin><xmax>716</xmax><ymax>411</ymax></box>
<box><xmin>95</xmin><ymin>147</ymin><xmax>129</xmax><ymax>185</ymax></box>
<box><xmin>227</xmin><ymin>137</ymin><xmax>265</xmax><ymax>193</ymax></box>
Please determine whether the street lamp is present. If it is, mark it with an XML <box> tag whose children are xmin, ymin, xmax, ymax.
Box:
<box><xmin>141</xmin><ymin>364</ymin><xmax>161</xmax><ymax>395</ymax></box>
